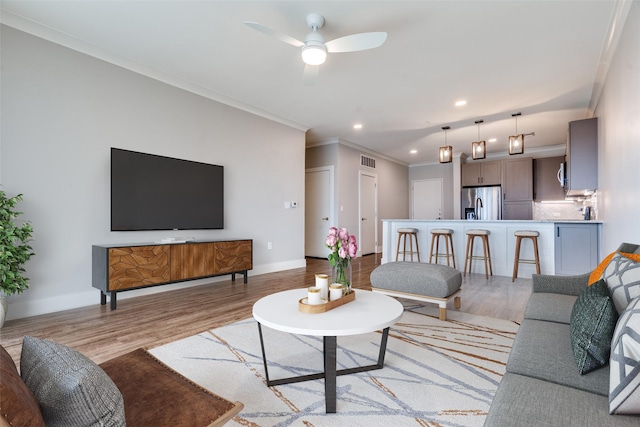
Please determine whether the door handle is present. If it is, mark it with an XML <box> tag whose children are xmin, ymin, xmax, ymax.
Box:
<box><xmin>361</xmin><ymin>217</ymin><xmax>367</xmax><ymax>221</ymax></box>
<box><xmin>321</xmin><ymin>217</ymin><xmax>329</xmax><ymax>221</ymax></box>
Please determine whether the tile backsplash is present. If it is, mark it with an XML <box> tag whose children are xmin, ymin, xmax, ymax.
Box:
<box><xmin>533</xmin><ymin>192</ymin><xmax>597</xmax><ymax>220</ymax></box>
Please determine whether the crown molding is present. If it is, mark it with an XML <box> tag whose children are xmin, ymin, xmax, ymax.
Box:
<box><xmin>587</xmin><ymin>0</ymin><xmax>633</xmax><ymax>117</ymax></box>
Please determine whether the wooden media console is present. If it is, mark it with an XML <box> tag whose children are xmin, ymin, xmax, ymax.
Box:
<box><xmin>92</xmin><ymin>239</ymin><xmax>252</xmax><ymax>309</ymax></box>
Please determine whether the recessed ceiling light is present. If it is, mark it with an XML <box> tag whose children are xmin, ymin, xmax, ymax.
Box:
<box><xmin>410</xmin><ymin>149</ymin><xmax>417</xmax><ymax>154</ymax></box>
<box><xmin>353</xmin><ymin>123</ymin><xmax>363</xmax><ymax>129</ymax></box>
<box><xmin>488</xmin><ymin>138</ymin><xmax>497</xmax><ymax>142</ymax></box>
<box><xmin>455</xmin><ymin>100</ymin><xmax>467</xmax><ymax>107</ymax></box>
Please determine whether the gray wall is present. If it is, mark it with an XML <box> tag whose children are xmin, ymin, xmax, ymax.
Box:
<box><xmin>1</xmin><ymin>26</ymin><xmax>306</xmax><ymax>320</ymax></box>
<box><xmin>596</xmin><ymin>1</ymin><xmax>640</xmax><ymax>253</ymax></box>
<box><xmin>305</xmin><ymin>140</ymin><xmax>408</xmax><ymax>251</ymax></box>
<box><xmin>409</xmin><ymin>162</ymin><xmax>455</xmax><ymax>219</ymax></box>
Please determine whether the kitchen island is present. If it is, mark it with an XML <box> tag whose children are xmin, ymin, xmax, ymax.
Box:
<box><xmin>381</xmin><ymin>220</ymin><xmax>602</xmax><ymax>277</ymax></box>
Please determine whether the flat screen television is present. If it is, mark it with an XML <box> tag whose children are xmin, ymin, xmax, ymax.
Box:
<box><xmin>111</xmin><ymin>148</ymin><xmax>224</xmax><ymax>231</ymax></box>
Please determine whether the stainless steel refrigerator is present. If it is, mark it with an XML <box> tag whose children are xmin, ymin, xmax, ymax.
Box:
<box><xmin>461</xmin><ymin>186</ymin><xmax>502</xmax><ymax>220</ymax></box>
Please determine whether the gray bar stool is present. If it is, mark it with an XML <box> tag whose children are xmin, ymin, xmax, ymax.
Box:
<box><xmin>396</xmin><ymin>228</ymin><xmax>420</xmax><ymax>262</ymax></box>
<box><xmin>512</xmin><ymin>230</ymin><xmax>541</xmax><ymax>282</ymax></box>
<box><xmin>429</xmin><ymin>229</ymin><xmax>456</xmax><ymax>268</ymax></box>
<box><xmin>464</xmin><ymin>229</ymin><xmax>492</xmax><ymax>279</ymax></box>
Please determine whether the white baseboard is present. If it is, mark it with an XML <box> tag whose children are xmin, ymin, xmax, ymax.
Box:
<box><xmin>5</xmin><ymin>258</ymin><xmax>308</xmax><ymax>321</ymax></box>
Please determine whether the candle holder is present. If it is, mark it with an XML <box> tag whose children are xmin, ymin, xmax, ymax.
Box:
<box><xmin>315</xmin><ymin>273</ymin><xmax>329</xmax><ymax>300</ymax></box>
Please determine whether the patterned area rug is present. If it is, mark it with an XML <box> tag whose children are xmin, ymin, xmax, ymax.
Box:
<box><xmin>149</xmin><ymin>303</ymin><xmax>518</xmax><ymax>426</ymax></box>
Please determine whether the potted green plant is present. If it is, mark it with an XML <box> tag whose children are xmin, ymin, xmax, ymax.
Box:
<box><xmin>0</xmin><ymin>190</ymin><xmax>35</xmax><ymax>327</ymax></box>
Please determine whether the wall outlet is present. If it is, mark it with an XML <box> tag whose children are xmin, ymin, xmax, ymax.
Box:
<box><xmin>267</xmin><ymin>242</ymin><xmax>272</xmax><ymax>250</ymax></box>
<box><xmin>284</xmin><ymin>201</ymin><xmax>291</xmax><ymax>209</ymax></box>
<box><xmin>291</xmin><ymin>201</ymin><xmax>297</xmax><ymax>208</ymax></box>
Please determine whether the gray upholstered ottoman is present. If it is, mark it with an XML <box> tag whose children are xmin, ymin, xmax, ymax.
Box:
<box><xmin>370</xmin><ymin>262</ymin><xmax>462</xmax><ymax>320</ymax></box>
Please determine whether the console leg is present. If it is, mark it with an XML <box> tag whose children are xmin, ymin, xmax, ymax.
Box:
<box><xmin>243</xmin><ymin>271</ymin><xmax>248</xmax><ymax>284</ymax></box>
<box><xmin>110</xmin><ymin>292</ymin><xmax>117</xmax><ymax>310</ymax></box>
<box><xmin>100</xmin><ymin>292</ymin><xmax>106</xmax><ymax>306</ymax></box>
<box><xmin>231</xmin><ymin>273</ymin><xmax>236</xmax><ymax>282</ymax></box>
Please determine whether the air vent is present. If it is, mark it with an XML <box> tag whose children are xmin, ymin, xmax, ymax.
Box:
<box><xmin>360</xmin><ymin>155</ymin><xmax>376</xmax><ymax>169</ymax></box>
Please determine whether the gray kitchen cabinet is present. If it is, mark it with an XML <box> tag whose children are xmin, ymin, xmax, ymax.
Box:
<box><xmin>461</xmin><ymin>161</ymin><xmax>501</xmax><ymax>186</ymax></box>
<box><xmin>554</xmin><ymin>223</ymin><xmax>599</xmax><ymax>275</ymax></box>
<box><xmin>502</xmin><ymin>157</ymin><xmax>533</xmax><ymax>220</ymax></box>
<box><xmin>503</xmin><ymin>157</ymin><xmax>533</xmax><ymax>201</ymax></box>
<box><xmin>534</xmin><ymin>156</ymin><xmax>566</xmax><ymax>201</ymax></box>
<box><xmin>565</xmin><ymin>118</ymin><xmax>598</xmax><ymax>195</ymax></box>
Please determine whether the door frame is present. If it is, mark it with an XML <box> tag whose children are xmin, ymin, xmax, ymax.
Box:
<box><xmin>305</xmin><ymin>166</ymin><xmax>335</xmax><ymax>257</ymax></box>
<box><xmin>358</xmin><ymin>170</ymin><xmax>378</xmax><ymax>256</ymax></box>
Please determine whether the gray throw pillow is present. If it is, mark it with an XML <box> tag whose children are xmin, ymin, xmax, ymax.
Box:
<box><xmin>570</xmin><ymin>279</ymin><xmax>618</xmax><ymax>374</ymax></box>
<box><xmin>610</xmin><ymin>296</ymin><xmax>640</xmax><ymax>414</ymax></box>
<box><xmin>603</xmin><ymin>253</ymin><xmax>640</xmax><ymax>314</ymax></box>
<box><xmin>20</xmin><ymin>336</ymin><xmax>126</xmax><ymax>427</ymax></box>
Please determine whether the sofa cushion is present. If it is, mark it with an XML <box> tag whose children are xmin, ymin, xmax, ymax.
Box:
<box><xmin>570</xmin><ymin>279</ymin><xmax>618</xmax><ymax>374</ymax></box>
<box><xmin>20</xmin><ymin>336</ymin><xmax>126</xmax><ymax>427</ymax></box>
<box><xmin>610</xmin><ymin>296</ymin><xmax>640</xmax><ymax>414</ymax></box>
<box><xmin>0</xmin><ymin>344</ymin><xmax>45</xmax><ymax>427</ymax></box>
<box><xmin>485</xmin><ymin>372</ymin><xmax>640</xmax><ymax>427</ymax></box>
<box><xmin>524</xmin><ymin>292</ymin><xmax>577</xmax><ymax>324</ymax></box>
<box><xmin>507</xmin><ymin>319</ymin><xmax>610</xmax><ymax>396</ymax></box>
<box><xmin>603</xmin><ymin>253</ymin><xmax>640</xmax><ymax>314</ymax></box>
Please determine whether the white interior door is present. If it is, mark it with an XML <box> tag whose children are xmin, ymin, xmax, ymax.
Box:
<box><xmin>359</xmin><ymin>172</ymin><xmax>377</xmax><ymax>256</ymax></box>
<box><xmin>412</xmin><ymin>179</ymin><xmax>443</xmax><ymax>219</ymax></box>
<box><xmin>305</xmin><ymin>167</ymin><xmax>333</xmax><ymax>257</ymax></box>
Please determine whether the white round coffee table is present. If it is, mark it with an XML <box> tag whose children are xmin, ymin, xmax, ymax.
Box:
<box><xmin>253</xmin><ymin>289</ymin><xmax>403</xmax><ymax>413</ymax></box>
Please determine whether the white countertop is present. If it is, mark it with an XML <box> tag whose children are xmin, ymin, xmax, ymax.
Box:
<box><xmin>380</xmin><ymin>219</ymin><xmax>602</xmax><ymax>276</ymax></box>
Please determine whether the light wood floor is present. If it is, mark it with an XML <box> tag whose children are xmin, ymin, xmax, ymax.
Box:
<box><xmin>0</xmin><ymin>254</ymin><xmax>531</xmax><ymax>366</ymax></box>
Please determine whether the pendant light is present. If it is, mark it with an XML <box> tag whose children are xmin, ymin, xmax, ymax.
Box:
<box><xmin>472</xmin><ymin>120</ymin><xmax>486</xmax><ymax>160</ymax></box>
<box><xmin>439</xmin><ymin>126</ymin><xmax>452</xmax><ymax>163</ymax></box>
<box><xmin>509</xmin><ymin>113</ymin><xmax>524</xmax><ymax>155</ymax></box>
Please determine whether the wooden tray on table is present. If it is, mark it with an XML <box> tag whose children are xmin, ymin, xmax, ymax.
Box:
<box><xmin>298</xmin><ymin>290</ymin><xmax>356</xmax><ymax>313</ymax></box>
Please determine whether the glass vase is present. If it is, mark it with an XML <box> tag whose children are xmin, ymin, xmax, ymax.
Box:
<box><xmin>332</xmin><ymin>261</ymin><xmax>352</xmax><ymax>296</ymax></box>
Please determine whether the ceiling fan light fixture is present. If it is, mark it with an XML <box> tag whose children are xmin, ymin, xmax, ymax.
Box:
<box><xmin>301</xmin><ymin>43</ymin><xmax>327</xmax><ymax>65</ymax></box>
<box><xmin>245</xmin><ymin>13</ymin><xmax>386</xmax><ymax>81</ymax></box>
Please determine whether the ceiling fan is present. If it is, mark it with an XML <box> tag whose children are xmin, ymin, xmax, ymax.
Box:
<box><xmin>243</xmin><ymin>13</ymin><xmax>387</xmax><ymax>84</ymax></box>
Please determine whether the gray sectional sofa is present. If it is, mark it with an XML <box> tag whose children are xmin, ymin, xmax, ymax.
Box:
<box><xmin>485</xmin><ymin>243</ymin><xmax>640</xmax><ymax>426</ymax></box>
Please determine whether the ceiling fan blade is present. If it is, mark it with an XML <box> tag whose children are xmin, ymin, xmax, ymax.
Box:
<box><xmin>243</xmin><ymin>21</ymin><xmax>304</xmax><ymax>48</ymax></box>
<box><xmin>325</xmin><ymin>32</ymin><xmax>388</xmax><ymax>53</ymax></box>
<box><xmin>303</xmin><ymin>64</ymin><xmax>319</xmax><ymax>86</ymax></box>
